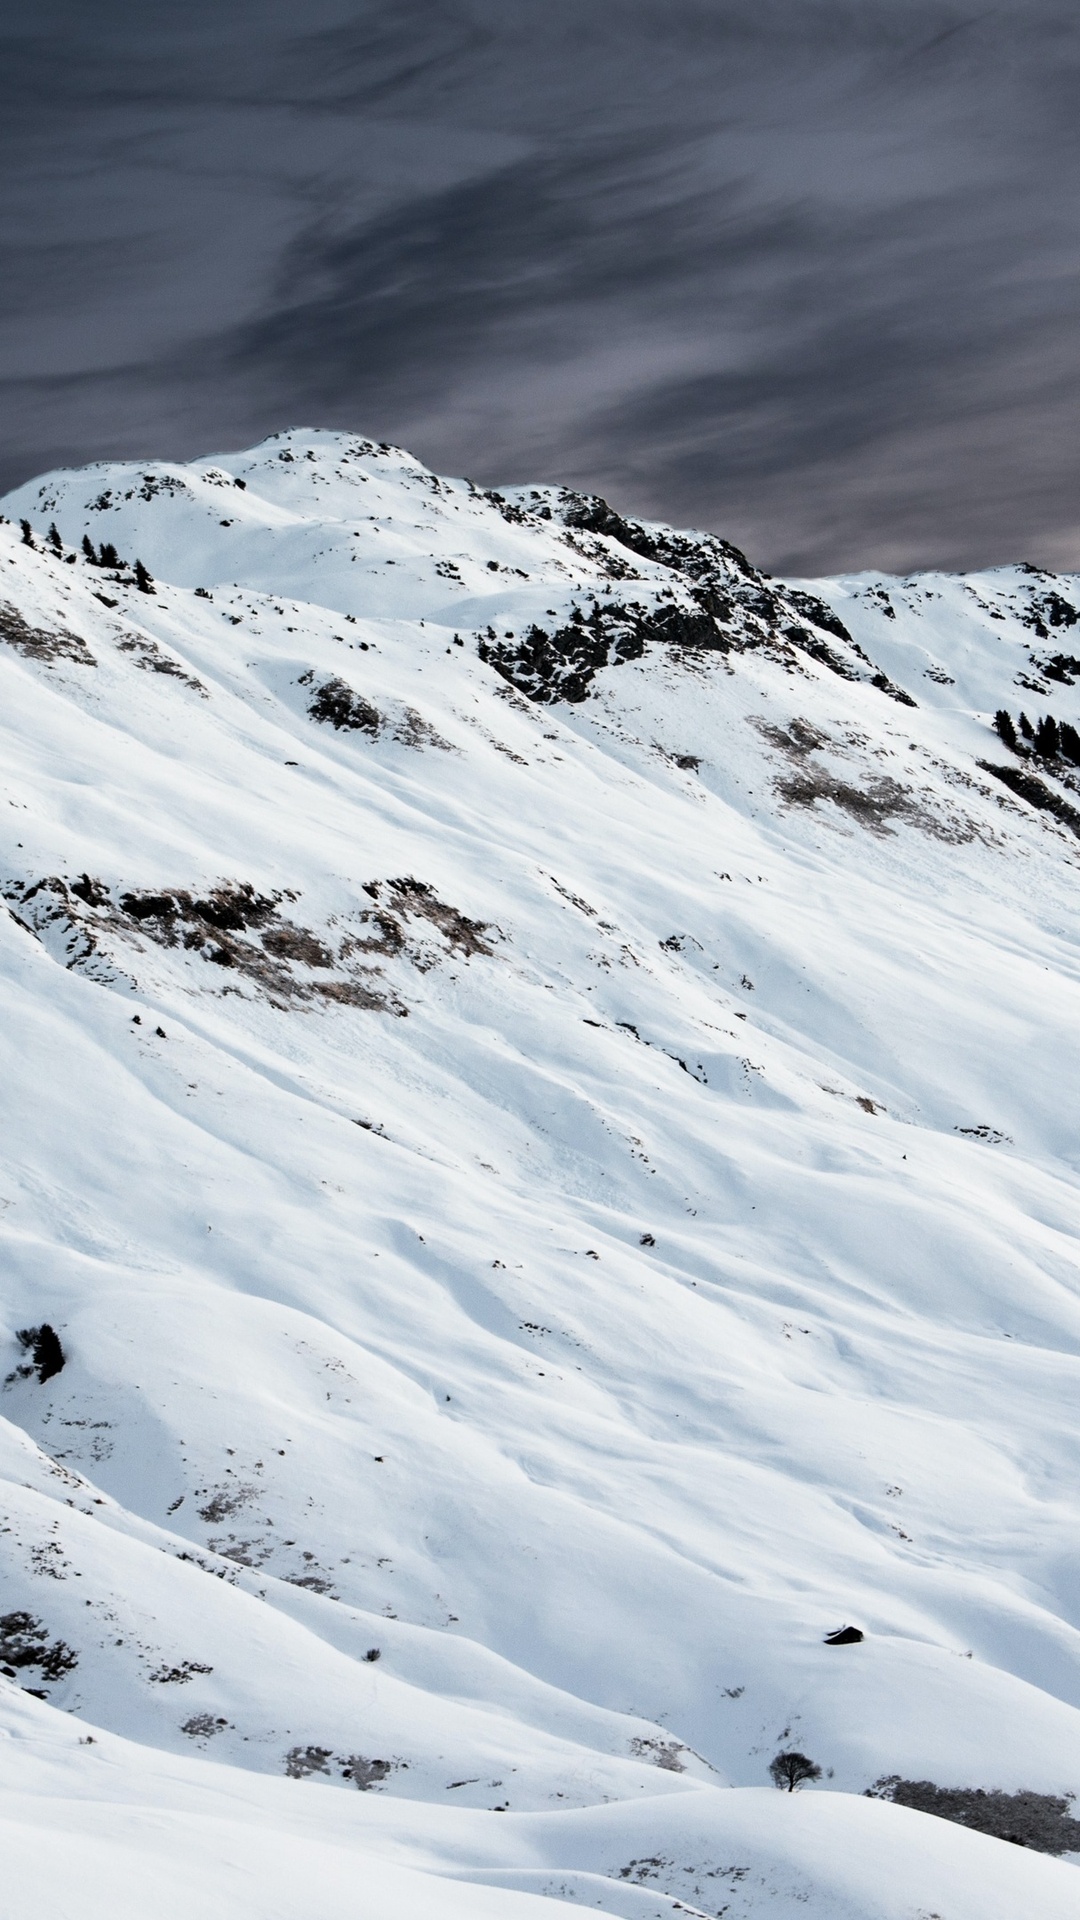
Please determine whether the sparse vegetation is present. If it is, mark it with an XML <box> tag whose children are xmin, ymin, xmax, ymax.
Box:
<box><xmin>342</xmin><ymin>1755</ymin><xmax>394</xmax><ymax>1789</ymax></box>
<box><xmin>284</xmin><ymin>1744</ymin><xmax>333</xmax><ymax>1779</ymax></box>
<box><xmin>149</xmin><ymin>1658</ymin><xmax>213</xmax><ymax>1684</ymax></box>
<box><xmin>283</xmin><ymin>1743</ymin><xmax>396</xmax><ymax>1789</ymax></box>
<box><xmin>301</xmin><ymin>672</ymin><xmax>452</xmax><ymax>749</ymax></box>
<box><xmin>629</xmin><ymin>1736</ymin><xmax>687</xmax><ymax>1772</ymax></box>
<box><xmin>0</xmin><ymin>601</ymin><xmax>96</xmax><ymax>666</ymax></box>
<box><xmin>866</xmin><ymin>1777</ymin><xmax>1080</xmax><ymax>1854</ymax></box>
<box><xmin>303</xmin><ymin>672</ymin><xmax>381</xmax><ymax>736</ymax></box>
<box><xmin>0</xmin><ymin>1611</ymin><xmax>77</xmax><ymax>1682</ymax></box>
<box><xmin>181</xmin><ymin>1713</ymin><xmax>228</xmax><ymax>1737</ymax></box>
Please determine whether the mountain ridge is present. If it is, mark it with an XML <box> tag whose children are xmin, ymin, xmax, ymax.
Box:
<box><xmin>1</xmin><ymin>429</ymin><xmax>1080</xmax><ymax>1918</ymax></box>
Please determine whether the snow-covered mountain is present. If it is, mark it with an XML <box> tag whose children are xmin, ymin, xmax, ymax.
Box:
<box><xmin>3</xmin><ymin>428</ymin><xmax>1080</xmax><ymax>1918</ymax></box>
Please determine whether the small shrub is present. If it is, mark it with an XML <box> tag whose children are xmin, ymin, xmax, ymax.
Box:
<box><xmin>629</xmin><ymin>1736</ymin><xmax>686</xmax><ymax>1772</ymax></box>
<box><xmin>770</xmin><ymin>1750</ymin><xmax>822</xmax><ymax>1792</ymax></box>
<box><xmin>341</xmin><ymin>1755</ymin><xmax>393</xmax><ymax>1789</ymax></box>
<box><xmin>0</xmin><ymin>1610</ymin><xmax>77</xmax><ymax>1681</ymax></box>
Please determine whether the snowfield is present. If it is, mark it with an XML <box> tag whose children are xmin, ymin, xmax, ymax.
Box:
<box><xmin>2</xmin><ymin>428</ymin><xmax>1080</xmax><ymax>1915</ymax></box>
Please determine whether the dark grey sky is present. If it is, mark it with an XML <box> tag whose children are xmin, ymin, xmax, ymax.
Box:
<box><xmin>3</xmin><ymin>1</ymin><xmax>1079</xmax><ymax>573</ymax></box>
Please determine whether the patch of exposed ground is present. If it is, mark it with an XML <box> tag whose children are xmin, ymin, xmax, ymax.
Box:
<box><xmin>300</xmin><ymin>673</ymin><xmax>452</xmax><ymax>749</ymax></box>
<box><xmin>149</xmin><ymin>1659</ymin><xmax>213</xmax><ymax>1684</ymax></box>
<box><xmin>628</xmin><ymin>1736</ymin><xmax>688</xmax><ymax>1772</ymax></box>
<box><xmin>284</xmin><ymin>1743</ymin><xmax>399</xmax><ymax>1789</ymax></box>
<box><xmin>614</xmin><ymin>1850</ymin><xmax>752</xmax><ymax>1911</ymax></box>
<box><xmin>0</xmin><ymin>602</ymin><xmax>95</xmax><ymax>666</ymax></box>
<box><xmin>0</xmin><ymin>1611</ymin><xmax>77</xmax><ymax>1687</ymax></box>
<box><xmin>343</xmin><ymin>878</ymin><xmax>494</xmax><ymax>969</ymax></box>
<box><xmin>181</xmin><ymin>1713</ymin><xmax>230</xmax><ymax>1738</ymax></box>
<box><xmin>2</xmin><ymin>872</ymin><xmax>495</xmax><ymax>1010</ymax></box>
<box><xmin>478</xmin><ymin>597</ymin><xmax>724</xmax><ymax>704</ymax></box>
<box><xmin>196</xmin><ymin>1484</ymin><xmax>258</xmax><ymax>1526</ymax></box>
<box><xmin>114</xmin><ymin>630</ymin><xmax>205</xmax><ymax>691</ymax></box>
<box><xmin>757</xmin><ymin>718</ymin><xmax>977</xmax><ymax>841</ymax></box>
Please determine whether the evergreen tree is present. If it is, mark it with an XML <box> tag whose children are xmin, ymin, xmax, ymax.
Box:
<box><xmin>993</xmin><ymin>709</ymin><xmax>1018</xmax><ymax>751</ymax></box>
<box><xmin>47</xmin><ymin>523</ymin><xmax>63</xmax><ymax>554</ymax></box>
<box><xmin>82</xmin><ymin>535</ymin><xmax>98</xmax><ymax>564</ymax></box>
<box><xmin>19</xmin><ymin>519</ymin><xmax>33</xmax><ymax>547</ymax></box>
<box><xmin>1059</xmin><ymin>721</ymin><xmax>1080</xmax><ymax>765</ymax></box>
<box><xmin>1036</xmin><ymin>714</ymin><xmax>1060</xmax><ymax>758</ymax></box>
<box><xmin>134</xmin><ymin>559</ymin><xmax>155</xmax><ymax>595</ymax></box>
<box><xmin>1019</xmin><ymin>711</ymin><xmax>1034</xmax><ymax>740</ymax></box>
<box><xmin>99</xmin><ymin>541</ymin><xmax>121</xmax><ymax>570</ymax></box>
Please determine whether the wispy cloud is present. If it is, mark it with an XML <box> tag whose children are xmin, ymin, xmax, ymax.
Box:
<box><xmin>3</xmin><ymin>2</ymin><xmax>1079</xmax><ymax>572</ymax></box>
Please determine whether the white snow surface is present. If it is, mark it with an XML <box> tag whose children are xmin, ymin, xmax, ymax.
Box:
<box><xmin>1</xmin><ymin>428</ymin><xmax>1080</xmax><ymax>1915</ymax></box>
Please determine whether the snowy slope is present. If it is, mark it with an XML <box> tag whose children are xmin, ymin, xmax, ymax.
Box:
<box><xmin>2</xmin><ymin>429</ymin><xmax>1080</xmax><ymax>1914</ymax></box>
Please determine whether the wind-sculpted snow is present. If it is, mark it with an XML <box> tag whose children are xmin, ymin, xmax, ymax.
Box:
<box><xmin>1</xmin><ymin>430</ymin><xmax>1080</xmax><ymax>1916</ymax></box>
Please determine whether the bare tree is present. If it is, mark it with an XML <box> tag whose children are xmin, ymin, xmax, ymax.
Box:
<box><xmin>769</xmin><ymin>1750</ymin><xmax>822</xmax><ymax>1792</ymax></box>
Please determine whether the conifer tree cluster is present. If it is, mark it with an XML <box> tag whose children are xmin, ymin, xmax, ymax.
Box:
<box><xmin>994</xmin><ymin>707</ymin><xmax>1080</xmax><ymax>765</ymax></box>
<box><xmin>81</xmin><ymin>534</ymin><xmax>122</xmax><ymax>568</ymax></box>
<box><xmin>77</xmin><ymin>535</ymin><xmax>155</xmax><ymax>591</ymax></box>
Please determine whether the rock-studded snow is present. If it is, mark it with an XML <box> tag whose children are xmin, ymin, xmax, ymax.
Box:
<box><xmin>1</xmin><ymin>429</ymin><xmax>1080</xmax><ymax>1916</ymax></box>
